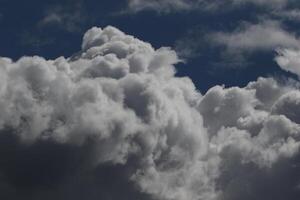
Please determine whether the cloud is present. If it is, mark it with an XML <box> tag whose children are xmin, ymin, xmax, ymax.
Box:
<box><xmin>0</xmin><ymin>26</ymin><xmax>300</xmax><ymax>200</ymax></box>
<box><xmin>174</xmin><ymin>18</ymin><xmax>300</xmax><ymax>67</ymax></box>
<box><xmin>126</xmin><ymin>0</ymin><xmax>289</xmax><ymax>13</ymax></box>
<box><xmin>0</xmin><ymin>26</ymin><xmax>214</xmax><ymax>200</ymax></box>
<box><xmin>273</xmin><ymin>9</ymin><xmax>300</xmax><ymax>21</ymax></box>
<box><xmin>38</xmin><ymin>2</ymin><xmax>87</xmax><ymax>32</ymax></box>
<box><xmin>275</xmin><ymin>48</ymin><xmax>300</xmax><ymax>77</ymax></box>
<box><xmin>201</xmin><ymin>19</ymin><xmax>300</xmax><ymax>67</ymax></box>
<box><xmin>127</xmin><ymin>0</ymin><xmax>193</xmax><ymax>13</ymax></box>
<box><xmin>211</xmin><ymin>20</ymin><xmax>300</xmax><ymax>53</ymax></box>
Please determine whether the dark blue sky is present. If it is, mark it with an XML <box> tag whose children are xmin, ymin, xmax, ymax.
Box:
<box><xmin>1</xmin><ymin>2</ymin><xmax>300</xmax><ymax>200</ymax></box>
<box><xmin>0</xmin><ymin>0</ymin><xmax>298</xmax><ymax>92</ymax></box>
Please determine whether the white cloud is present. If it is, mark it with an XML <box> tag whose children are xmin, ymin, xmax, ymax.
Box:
<box><xmin>0</xmin><ymin>26</ymin><xmax>300</xmax><ymax>200</ymax></box>
<box><xmin>211</xmin><ymin>20</ymin><xmax>300</xmax><ymax>53</ymax></box>
<box><xmin>275</xmin><ymin>48</ymin><xmax>300</xmax><ymax>77</ymax></box>
<box><xmin>175</xmin><ymin>19</ymin><xmax>300</xmax><ymax>66</ymax></box>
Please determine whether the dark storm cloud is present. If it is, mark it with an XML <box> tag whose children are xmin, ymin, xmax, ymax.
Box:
<box><xmin>0</xmin><ymin>26</ymin><xmax>300</xmax><ymax>200</ymax></box>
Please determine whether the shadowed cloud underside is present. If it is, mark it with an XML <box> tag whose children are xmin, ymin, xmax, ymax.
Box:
<box><xmin>0</xmin><ymin>26</ymin><xmax>299</xmax><ymax>200</ymax></box>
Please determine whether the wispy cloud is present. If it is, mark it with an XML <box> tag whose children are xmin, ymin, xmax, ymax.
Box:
<box><xmin>126</xmin><ymin>0</ymin><xmax>289</xmax><ymax>13</ymax></box>
<box><xmin>174</xmin><ymin>19</ymin><xmax>300</xmax><ymax>68</ymax></box>
<box><xmin>211</xmin><ymin>20</ymin><xmax>300</xmax><ymax>53</ymax></box>
<box><xmin>273</xmin><ymin>9</ymin><xmax>300</xmax><ymax>21</ymax></box>
<box><xmin>38</xmin><ymin>2</ymin><xmax>87</xmax><ymax>32</ymax></box>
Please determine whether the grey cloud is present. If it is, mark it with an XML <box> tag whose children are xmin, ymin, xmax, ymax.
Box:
<box><xmin>38</xmin><ymin>3</ymin><xmax>87</xmax><ymax>32</ymax></box>
<box><xmin>126</xmin><ymin>0</ymin><xmax>289</xmax><ymax>13</ymax></box>
<box><xmin>273</xmin><ymin>9</ymin><xmax>300</xmax><ymax>21</ymax></box>
<box><xmin>126</xmin><ymin>0</ymin><xmax>194</xmax><ymax>13</ymax></box>
<box><xmin>272</xmin><ymin>91</ymin><xmax>300</xmax><ymax>124</ymax></box>
<box><xmin>0</xmin><ymin>26</ymin><xmax>300</xmax><ymax>200</ymax></box>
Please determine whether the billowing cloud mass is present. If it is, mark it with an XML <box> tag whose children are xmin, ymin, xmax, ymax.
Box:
<box><xmin>0</xmin><ymin>26</ymin><xmax>300</xmax><ymax>200</ymax></box>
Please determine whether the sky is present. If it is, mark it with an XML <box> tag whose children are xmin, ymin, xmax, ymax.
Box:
<box><xmin>1</xmin><ymin>0</ymin><xmax>299</xmax><ymax>91</ymax></box>
<box><xmin>1</xmin><ymin>0</ymin><xmax>300</xmax><ymax>200</ymax></box>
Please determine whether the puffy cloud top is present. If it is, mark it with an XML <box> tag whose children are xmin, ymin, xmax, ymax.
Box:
<box><xmin>0</xmin><ymin>26</ymin><xmax>300</xmax><ymax>200</ymax></box>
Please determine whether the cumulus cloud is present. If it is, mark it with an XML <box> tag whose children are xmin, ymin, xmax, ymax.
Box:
<box><xmin>0</xmin><ymin>25</ymin><xmax>300</xmax><ymax>200</ymax></box>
